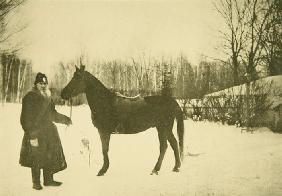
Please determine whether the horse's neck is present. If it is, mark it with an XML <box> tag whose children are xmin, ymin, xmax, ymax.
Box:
<box><xmin>85</xmin><ymin>77</ymin><xmax>113</xmax><ymax>113</ymax></box>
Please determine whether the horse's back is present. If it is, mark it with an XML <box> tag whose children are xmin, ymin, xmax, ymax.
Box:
<box><xmin>114</xmin><ymin>94</ymin><xmax>147</xmax><ymax>115</ymax></box>
<box><xmin>143</xmin><ymin>95</ymin><xmax>180</xmax><ymax>110</ymax></box>
<box><xmin>114</xmin><ymin>95</ymin><xmax>178</xmax><ymax>112</ymax></box>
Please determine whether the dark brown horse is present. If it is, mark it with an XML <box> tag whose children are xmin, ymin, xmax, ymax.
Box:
<box><xmin>61</xmin><ymin>66</ymin><xmax>184</xmax><ymax>176</ymax></box>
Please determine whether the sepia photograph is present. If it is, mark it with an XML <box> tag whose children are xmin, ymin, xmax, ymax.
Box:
<box><xmin>0</xmin><ymin>0</ymin><xmax>281</xmax><ymax>195</ymax></box>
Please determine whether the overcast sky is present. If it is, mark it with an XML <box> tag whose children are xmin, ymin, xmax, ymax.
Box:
<box><xmin>14</xmin><ymin>0</ymin><xmax>224</xmax><ymax>73</ymax></box>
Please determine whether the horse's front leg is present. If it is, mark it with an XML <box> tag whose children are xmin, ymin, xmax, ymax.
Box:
<box><xmin>97</xmin><ymin>131</ymin><xmax>111</xmax><ymax>176</ymax></box>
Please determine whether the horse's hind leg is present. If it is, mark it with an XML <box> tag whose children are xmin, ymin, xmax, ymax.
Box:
<box><xmin>168</xmin><ymin>132</ymin><xmax>181</xmax><ymax>172</ymax></box>
<box><xmin>97</xmin><ymin>131</ymin><xmax>111</xmax><ymax>176</ymax></box>
<box><xmin>151</xmin><ymin>126</ymin><xmax>168</xmax><ymax>175</ymax></box>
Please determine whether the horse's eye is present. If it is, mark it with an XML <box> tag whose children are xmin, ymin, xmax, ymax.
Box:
<box><xmin>74</xmin><ymin>72</ymin><xmax>84</xmax><ymax>80</ymax></box>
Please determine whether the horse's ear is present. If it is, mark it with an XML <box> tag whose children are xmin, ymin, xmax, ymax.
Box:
<box><xmin>79</xmin><ymin>57</ymin><xmax>85</xmax><ymax>71</ymax></box>
<box><xmin>75</xmin><ymin>66</ymin><xmax>79</xmax><ymax>71</ymax></box>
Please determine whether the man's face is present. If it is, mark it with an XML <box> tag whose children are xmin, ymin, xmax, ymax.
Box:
<box><xmin>36</xmin><ymin>82</ymin><xmax>48</xmax><ymax>92</ymax></box>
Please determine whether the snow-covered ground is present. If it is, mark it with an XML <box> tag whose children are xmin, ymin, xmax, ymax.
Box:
<box><xmin>1</xmin><ymin>103</ymin><xmax>282</xmax><ymax>196</ymax></box>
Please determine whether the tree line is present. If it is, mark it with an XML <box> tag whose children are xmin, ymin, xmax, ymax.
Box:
<box><xmin>0</xmin><ymin>0</ymin><xmax>281</xmax><ymax>106</ymax></box>
<box><xmin>0</xmin><ymin>50</ymin><xmax>278</xmax><ymax>105</ymax></box>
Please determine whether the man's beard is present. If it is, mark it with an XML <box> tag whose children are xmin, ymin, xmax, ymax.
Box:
<box><xmin>39</xmin><ymin>88</ymin><xmax>51</xmax><ymax>98</ymax></box>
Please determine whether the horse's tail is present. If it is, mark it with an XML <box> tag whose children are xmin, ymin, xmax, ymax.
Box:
<box><xmin>175</xmin><ymin>103</ymin><xmax>184</xmax><ymax>161</ymax></box>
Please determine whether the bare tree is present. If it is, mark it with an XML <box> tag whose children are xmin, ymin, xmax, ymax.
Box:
<box><xmin>0</xmin><ymin>0</ymin><xmax>26</xmax><ymax>51</ymax></box>
<box><xmin>243</xmin><ymin>0</ymin><xmax>277</xmax><ymax>80</ymax></box>
<box><xmin>3</xmin><ymin>54</ymin><xmax>14</xmax><ymax>102</ymax></box>
<box><xmin>215</xmin><ymin>0</ymin><xmax>279</xmax><ymax>81</ymax></box>
<box><xmin>16</xmin><ymin>59</ymin><xmax>27</xmax><ymax>102</ymax></box>
<box><xmin>107</xmin><ymin>61</ymin><xmax>119</xmax><ymax>90</ymax></box>
<box><xmin>215</xmin><ymin>0</ymin><xmax>278</xmax><ymax>131</ymax></box>
<box><xmin>214</xmin><ymin>0</ymin><xmax>248</xmax><ymax>85</ymax></box>
<box><xmin>0</xmin><ymin>0</ymin><xmax>26</xmax><ymax>104</ymax></box>
<box><xmin>131</xmin><ymin>57</ymin><xmax>144</xmax><ymax>93</ymax></box>
<box><xmin>260</xmin><ymin>0</ymin><xmax>282</xmax><ymax>75</ymax></box>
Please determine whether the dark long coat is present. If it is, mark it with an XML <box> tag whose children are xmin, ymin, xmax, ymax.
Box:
<box><xmin>19</xmin><ymin>88</ymin><xmax>69</xmax><ymax>174</ymax></box>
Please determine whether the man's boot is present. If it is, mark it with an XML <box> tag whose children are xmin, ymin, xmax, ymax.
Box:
<box><xmin>43</xmin><ymin>168</ymin><xmax>62</xmax><ymax>186</ymax></box>
<box><xmin>31</xmin><ymin>167</ymin><xmax>42</xmax><ymax>190</ymax></box>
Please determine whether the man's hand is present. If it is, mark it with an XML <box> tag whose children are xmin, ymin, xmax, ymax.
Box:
<box><xmin>30</xmin><ymin>138</ymin><xmax>39</xmax><ymax>147</ymax></box>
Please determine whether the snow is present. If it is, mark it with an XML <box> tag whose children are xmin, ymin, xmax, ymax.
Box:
<box><xmin>1</xmin><ymin>103</ymin><xmax>282</xmax><ymax>196</ymax></box>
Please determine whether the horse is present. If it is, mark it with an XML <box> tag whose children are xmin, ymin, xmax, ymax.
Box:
<box><xmin>61</xmin><ymin>65</ymin><xmax>185</xmax><ymax>176</ymax></box>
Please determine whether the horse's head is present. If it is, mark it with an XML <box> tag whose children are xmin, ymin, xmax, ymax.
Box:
<box><xmin>61</xmin><ymin>66</ymin><xmax>87</xmax><ymax>100</ymax></box>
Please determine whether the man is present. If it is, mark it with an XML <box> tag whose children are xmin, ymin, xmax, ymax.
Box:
<box><xmin>19</xmin><ymin>72</ymin><xmax>72</xmax><ymax>190</ymax></box>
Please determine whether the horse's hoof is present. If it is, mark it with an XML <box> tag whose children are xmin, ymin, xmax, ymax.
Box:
<box><xmin>172</xmin><ymin>167</ymin><xmax>180</xmax><ymax>172</ymax></box>
<box><xmin>150</xmin><ymin>170</ymin><xmax>159</xmax><ymax>175</ymax></box>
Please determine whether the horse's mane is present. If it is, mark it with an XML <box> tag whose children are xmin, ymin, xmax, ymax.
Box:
<box><xmin>84</xmin><ymin>71</ymin><xmax>115</xmax><ymax>97</ymax></box>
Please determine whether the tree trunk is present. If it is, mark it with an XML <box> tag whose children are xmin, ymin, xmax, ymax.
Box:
<box><xmin>0</xmin><ymin>60</ymin><xmax>3</xmax><ymax>106</ymax></box>
<box><xmin>16</xmin><ymin>61</ymin><xmax>21</xmax><ymax>103</ymax></box>
<box><xmin>16</xmin><ymin>62</ymin><xmax>27</xmax><ymax>103</ymax></box>
<box><xmin>232</xmin><ymin>56</ymin><xmax>239</xmax><ymax>85</ymax></box>
<box><xmin>245</xmin><ymin>79</ymin><xmax>251</xmax><ymax>132</ymax></box>
<box><xmin>4</xmin><ymin>57</ymin><xmax>14</xmax><ymax>103</ymax></box>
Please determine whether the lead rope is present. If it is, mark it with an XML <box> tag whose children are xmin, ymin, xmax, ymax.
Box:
<box><xmin>66</xmin><ymin>98</ymin><xmax>91</xmax><ymax>166</ymax></box>
<box><xmin>65</xmin><ymin>98</ymin><xmax>73</xmax><ymax>131</ymax></box>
